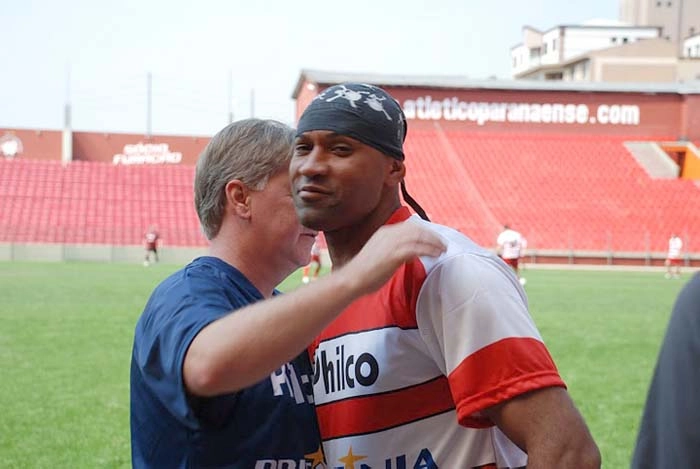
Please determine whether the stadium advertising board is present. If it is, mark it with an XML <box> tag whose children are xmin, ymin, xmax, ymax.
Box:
<box><xmin>73</xmin><ymin>132</ymin><xmax>208</xmax><ymax>164</ymax></box>
<box><xmin>402</xmin><ymin>97</ymin><xmax>640</xmax><ymax>127</ymax></box>
<box><xmin>384</xmin><ymin>88</ymin><xmax>683</xmax><ymax>137</ymax></box>
<box><xmin>0</xmin><ymin>129</ymin><xmax>209</xmax><ymax>164</ymax></box>
<box><xmin>111</xmin><ymin>142</ymin><xmax>182</xmax><ymax>165</ymax></box>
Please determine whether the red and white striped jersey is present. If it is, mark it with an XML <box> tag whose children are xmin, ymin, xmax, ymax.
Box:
<box><xmin>496</xmin><ymin>229</ymin><xmax>524</xmax><ymax>260</ymax></box>
<box><xmin>668</xmin><ymin>236</ymin><xmax>683</xmax><ymax>259</ymax></box>
<box><xmin>310</xmin><ymin>207</ymin><xmax>565</xmax><ymax>468</ymax></box>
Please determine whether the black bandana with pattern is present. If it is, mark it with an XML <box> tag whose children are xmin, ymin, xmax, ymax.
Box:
<box><xmin>296</xmin><ymin>83</ymin><xmax>407</xmax><ymax>161</ymax></box>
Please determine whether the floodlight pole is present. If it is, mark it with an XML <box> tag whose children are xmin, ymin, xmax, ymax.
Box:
<box><xmin>62</xmin><ymin>62</ymin><xmax>73</xmax><ymax>165</ymax></box>
<box><xmin>146</xmin><ymin>72</ymin><xmax>152</xmax><ymax>139</ymax></box>
<box><xmin>228</xmin><ymin>70</ymin><xmax>234</xmax><ymax>124</ymax></box>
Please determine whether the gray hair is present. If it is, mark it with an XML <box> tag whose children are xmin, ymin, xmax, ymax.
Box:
<box><xmin>194</xmin><ymin>118</ymin><xmax>295</xmax><ymax>239</ymax></box>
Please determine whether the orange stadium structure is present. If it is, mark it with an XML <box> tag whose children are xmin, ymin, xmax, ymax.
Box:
<box><xmin>1</xmin><ymin>69</ymin><xmax>699</xmax><ymax>266</ymax></box>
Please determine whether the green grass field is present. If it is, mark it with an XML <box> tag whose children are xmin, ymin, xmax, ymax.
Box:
<box><xmin>0</xmin><ymin>261</ymin><xmax>690</xmax><ymax>468</ymax></box>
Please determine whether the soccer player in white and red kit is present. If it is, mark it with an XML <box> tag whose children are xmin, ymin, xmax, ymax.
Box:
<box><xmin>497</xmin><ymin>225</ymin><xmax>526</xmax><ymax>284</ymax></box>
<box><xmin>291</xmin><ymin>83</ymin><xmax>600</xmax><ymax>468</ymax></box>
<box><xmin>665</xmin><ymin>234</ymin><xmax>683</xmax><ymax>279</ymax></box>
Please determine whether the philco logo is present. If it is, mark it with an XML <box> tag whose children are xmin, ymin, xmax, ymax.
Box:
<box><xmin>313</xmin><ymin>345</ymin><xmax>379</xmax><ymax>394</ymax></box>
<box><xmin>0</xmin><ymin>132</ymin><xmax>23</xmax><ymax>159</ymax></box>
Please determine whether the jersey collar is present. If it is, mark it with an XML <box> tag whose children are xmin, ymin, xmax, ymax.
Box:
<box><xmin>385</xmin><ymin>206</ymin><xmax>412</xmax><ymax>225</ymax></box>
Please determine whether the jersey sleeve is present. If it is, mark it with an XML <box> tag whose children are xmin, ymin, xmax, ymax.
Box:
<box><xmin>132</xmin><ymin>270</ymin><xmax>238</xmax><ymax>429</ymax></box>
<box><xmin>415</xmin><ymin>253</ymin><xmax>565</xmax><ymax>428</ymax></box>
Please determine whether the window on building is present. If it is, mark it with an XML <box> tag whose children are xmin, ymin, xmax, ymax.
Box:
<box><xmin>623</xmin><ymin>37</ymin><xmax>629</xmax><ymax>43</ymax></box>
<box><xmin>667</xmin><ymin>1</ymin><xmax>672</xmax><ymax>6</ymax></box>
<box><xmin>690</xmin><ymin>27</ymin><xmax>695</xmax><ymax>36</ymax></box>
<box><xmin>552</xmin><ymin>38</ymin><xmax>557</xmax><ymax>51</ymax></box>
<box><xmin>611</xmin><ymin>37</ymin><xmax>618</xmax><ymax>44</ymax></box>
<box><xmin>696</xmin><ymin>44</ymin><xmax>700</xmax><ymax>56</ymax></box>
<box><xmin>656</xmin><ymin>0</ymin><xmax>661</xmax><ymax>5</ymax></box>
<box><xmin>543</xmin><ymin>42</ymin><xmax>548</xmax><ymax>54</ymax></box>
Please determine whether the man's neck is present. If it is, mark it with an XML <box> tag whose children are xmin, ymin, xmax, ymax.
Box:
<box><xmin>209</xmin><ymin>233</ymin><xmax>288</xmax><ymax>299</ymax></box>
<box><xmin>325</xmin><ymin>201</ymin><xmax>402</xmax><ymax>269</ymax></box>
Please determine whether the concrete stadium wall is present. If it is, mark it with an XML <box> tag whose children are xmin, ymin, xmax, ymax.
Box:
<box><xmin>0</xmin><ymin>243</ymin><xmax>207</xmax><ymax>265</ymax></box>
<box><xmin>1</xmin><ymin>243</ymin><xmax>697</xmax><ymax>270</ymax></box>
<box><xmin>524</xmin><ymin>249</ymin><xmax>700</xmax><ymax>267</ymax></box>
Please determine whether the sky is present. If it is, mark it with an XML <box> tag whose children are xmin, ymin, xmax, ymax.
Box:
<box><xmin>1</xmin><ymin>0</ymin><xmax>618</xmax><ymax>136</ymax></box>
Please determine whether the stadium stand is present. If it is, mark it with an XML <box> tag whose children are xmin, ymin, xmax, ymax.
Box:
<box><xmin>0</xmin><ymin>159</ymin><xmax>205</xmax><ymax>247</ymax></box>
<box><xmin>403</xmin><ymin>130</ymin><xmax>700</xmax><ymax>253</ymax></box>
<box><xmin>1</xmin><ymin>132</ymin><xmax>699</xmax><ymax>258</ymax></box>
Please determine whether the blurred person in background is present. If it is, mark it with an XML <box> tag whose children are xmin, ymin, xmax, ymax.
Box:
<box><xmin>143</xmin><ymin>224</ymin><xmax>160</xmax><ymax>266</ymax></box>
<box><xmin>497</xmin><ymin>223</ymin><xmax>527</xmax><ymax>285</ymax></box>
<box><xmin>664</xmin><ymin>233</ymin><xmax>683</xmax><ymax>279</ymax></box>
<box><xmin>632</xmin><ymin>272</ymin><xmax>700</xmax><ymax>467</ymax></box>
<box><xmin>302</xmin><ymin>238</ymin><xmax>322</xmax><ymax>283</ymax></box>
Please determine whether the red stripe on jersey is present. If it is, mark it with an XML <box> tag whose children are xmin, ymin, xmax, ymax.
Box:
<box><xmin>316</xmin><ymin>376</ymin><xmax>455</xmax><ymax>440</ymax></box>
<box><xmin>308</xmin><ymin>207</ymin><xmax>421</xmax><ymax>353</ymax></box>
<box><xmin>449</xmin><ymin>337</ymin><xmax>566</xmax><ymax>428</ymax></box>
<box><xmin>310</xmin><ymin>257</ymin><xmax>427</xmax><ymax>349</ymax></box>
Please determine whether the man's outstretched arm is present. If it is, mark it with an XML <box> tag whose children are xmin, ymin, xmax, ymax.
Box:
<box><xmin>184</xmin><ymin>221</ymin><xmax>446</xmax><ymax>396</ymax></box>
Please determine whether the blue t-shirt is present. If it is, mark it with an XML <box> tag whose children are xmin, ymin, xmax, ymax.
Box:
<box><xmin>130</xmin><ymin>256</ymin><xmax>323</xmax><ymax>468</ymax></box>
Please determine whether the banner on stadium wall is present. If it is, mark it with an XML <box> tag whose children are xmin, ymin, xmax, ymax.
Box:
<box><xmin>112</xmin><ymin>143</ymin><xmax>182</xmax><ymax>165</ymax></box>
<box><xmin>365</xmin><ymin>87</ymin><xmax>689</xmax><ymax>136</ymax></box>
<box><xmin>402</xmin><ymin>97</ymin><xmax>641</xmax><ymax>127</ymax></box>
<box><xmin>73</xmin><ymin>132</ymin><xmax>209</xmax><ymax>165</ymax></box>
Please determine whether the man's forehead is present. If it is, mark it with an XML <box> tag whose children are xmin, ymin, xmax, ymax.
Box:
<box><xmin>296</xmin><ymin>130</ymin><xmax>358</xmax><ymax>142</ymax></box>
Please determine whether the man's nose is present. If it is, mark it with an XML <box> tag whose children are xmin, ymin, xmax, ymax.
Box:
<box><xmin>296</xmin><ymin>147</ymin><xmax>328</xmax><ymax>177</ymax></box>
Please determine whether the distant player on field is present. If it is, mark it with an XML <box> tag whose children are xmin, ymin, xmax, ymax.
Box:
<box><xmin>664</xmin><ymin>234</ymin><xmax>683</xmax><ymax>279</ymax></box>
<box><xmin>497</xmin><ymin>224</ymin><xmax>527</xmax><ymax>285</ymax></box>
<box><xmin>143</xmin><ymin>225</ymin><xmax>160</xmax><ymax>266</ymax></box>
<box><xmin>302</xmin><ymin>239</ymin><xmax>322</xmax><ymax>284</ymax></box>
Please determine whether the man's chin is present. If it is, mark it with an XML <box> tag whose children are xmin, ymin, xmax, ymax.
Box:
<box><xmin>296</xmin><ymin>208</ymin><xmax>331</xmax><ymax>231</ymax></box>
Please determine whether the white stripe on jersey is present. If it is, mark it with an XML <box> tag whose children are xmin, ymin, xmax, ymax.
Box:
<box><xmin>312</xmin><ymin>327</ymin><xmax>443</xmax><ymax>405</ymax></box>
<box><xmin>409</xmin><ymin>217</ymin><xmax>542</xmax><ymax>376</ymax></box>
<box><xmin>322</xmin><ymin>411</ymin><xmax>526</xmax><ymax>468</ymax></box>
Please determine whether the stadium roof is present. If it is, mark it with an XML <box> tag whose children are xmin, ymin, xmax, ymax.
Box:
<box><xmin>291</xmin><ymin>69</ymin><xmax>700</xmax><ymax>98</ymax></box>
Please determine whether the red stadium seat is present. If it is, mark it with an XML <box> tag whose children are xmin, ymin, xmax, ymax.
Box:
<box><xmin>1</xmin><ymin>139</ymin><xmax>698</xmax><ymax>253</ymax></box>
<box><xmin>403</xmin><ymin>131</ymin><xmax>700</xmax><ymax>252</ymax></box>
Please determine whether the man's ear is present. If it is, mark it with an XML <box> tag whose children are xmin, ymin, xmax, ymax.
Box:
<box><xmin>225</xmin><ymin>180</ymin><xmax>252</xmax><ymax>219</ymax></box>
<box><xmin>386</xmin><ymin>158</ymin><xmax>406</xmax><ymax>186</ymax></box>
